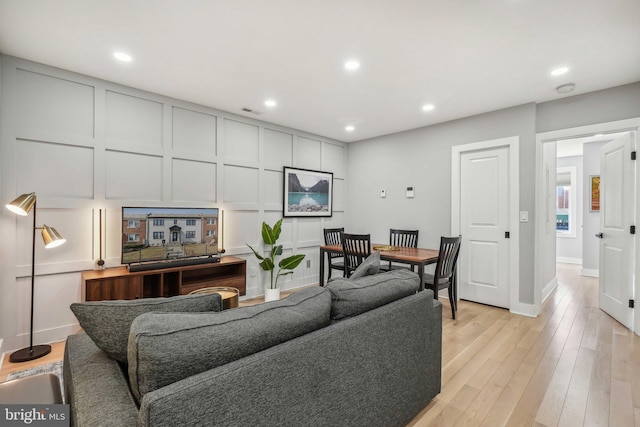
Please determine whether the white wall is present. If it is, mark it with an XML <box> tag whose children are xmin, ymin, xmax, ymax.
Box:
<box><xmin>556</xmin><ymin>156</ymin><xmax>583</xmax><ymax>264</ymax></box>
<box><xmin>347</xmin><ymin>103</ymin><xmax>537</xmax><ymax>306</ymax></box>
<box><xmin>0</xmin><ymin>55</ymin><xmax>347</xmax><ymax>353</ymax></box>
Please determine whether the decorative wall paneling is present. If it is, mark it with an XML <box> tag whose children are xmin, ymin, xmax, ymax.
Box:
<box><xmin>0</xmin><ymin>55</ymin><xmax>346</xmax><ymax>353</ymax></box>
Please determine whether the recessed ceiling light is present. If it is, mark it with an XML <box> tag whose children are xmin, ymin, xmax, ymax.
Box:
<box><xmin>422</xmin><ymin>104</ymin><xmax>435</xmax><ymax>112</ymax></box>
<box><xmin>264</xmin><ymin>99</ymin><xmax>277</xmax><ymax>107</ymax></box>
<box><xmin>344</xmin><ymin>60</ymin><xmax>360</xmax><ymax>71</ymax></box>
<box><xmin>550</xmin><ymin>67</ymin><xmax>569</xmax><ymax>76</ymax></box>
<box><xmin>345</xmin><ymin>125</ymin><xmax>355</xmax><ymax>132</ymax></box>
<box><xmin>556</xmin><ymin>83</ymin><xmax>576</xmax><ymax>94</ymax></box>
<box><xmin>113</xmin><ymin>52</ymin><xmax>132</xmax><ymax>62</ymax></box>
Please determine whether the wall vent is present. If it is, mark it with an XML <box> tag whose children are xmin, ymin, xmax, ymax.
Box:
<box><xmin>241</xmin><ymin>107</ymin><xmax>262</xmax><ymax>115</ymax></box>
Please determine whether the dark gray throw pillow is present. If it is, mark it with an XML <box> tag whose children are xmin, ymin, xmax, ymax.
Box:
<box><xmin>326</xmin><ymin>269</ymin><xmax>419</xmax><ymax>320</ymax></box>
<box><xmin>349</xmin><ymin>251</ymin><xmax>380</xmax><ymax>279</ymax></box>
<box><xmin>70</xmin><ymin>294</ymin><xmax>222</xmax><ymax>363</ymax></box>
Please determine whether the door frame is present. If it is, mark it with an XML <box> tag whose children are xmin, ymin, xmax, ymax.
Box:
<box><xmin>452</xmin><ymin>136</ymin><xmax>521</xmax><ymax>314</ymax></box>
<box><xmin>535</xmin><ymin>117</ymin><xmax>640</xmax><ymax>333</ymax></box>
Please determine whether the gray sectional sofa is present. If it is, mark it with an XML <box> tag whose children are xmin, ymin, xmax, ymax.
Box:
<box><xmin>64</xmin><ymin>267</ymin><xmax>442</xmax><ymax>427</ymax></box>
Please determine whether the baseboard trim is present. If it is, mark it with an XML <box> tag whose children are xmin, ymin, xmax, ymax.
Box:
<box><xmin>556</xmin><ymin>257</ymin><xmax>582</xmax><ymax>265</ymax></box>
<box><xmin>581</xmin><ymin>269</ymin><xmax>599</xmax><ymax>278</ymax></box>
<box><xmin>4</xmin><ymin>324</ymin><xmax>78</xmax><ymax>355</ymax></box>
<box><xmin>542</xmin><ymin>277</ymin><xmax>559</xmax><ymax>304</ymax></box>
<box><xmin>510</xmin><ymin>302</ymin><xmax>537</xmax><ymax>317</ymax></box>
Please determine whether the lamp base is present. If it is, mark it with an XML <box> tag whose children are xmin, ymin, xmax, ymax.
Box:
<box><xmin>9</xmin><ymin>344</ymin><xmax>52</xmax><ymax>363</ymax></box>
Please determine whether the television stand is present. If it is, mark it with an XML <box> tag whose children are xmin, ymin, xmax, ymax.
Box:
<box><xmin>82</xmin><ymin>256</ymin><xmax>246</xmax><ymax>301</ymax></box>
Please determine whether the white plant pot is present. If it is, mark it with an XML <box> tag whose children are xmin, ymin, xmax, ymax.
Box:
<box><xmin>264</xmin><ymin>287</ymin><xmax>280</xmax><ymax>302</ymax></box>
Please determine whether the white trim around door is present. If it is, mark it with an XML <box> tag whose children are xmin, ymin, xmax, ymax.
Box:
<box><xmin>452</xmin><ymin>136</ymin><xmax>522</xmax><ymax>315</ymax></box>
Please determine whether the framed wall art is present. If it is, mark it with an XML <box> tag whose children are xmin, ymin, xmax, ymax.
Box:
<box><xmin>590</xmin><ymin>175</ymin><xmax>600</xmax><ymax>212</ymax></box>
<box><xmin>283</xmin><ymin>167</ymin><xmax>333</xmax><ymax>217</ymax></box>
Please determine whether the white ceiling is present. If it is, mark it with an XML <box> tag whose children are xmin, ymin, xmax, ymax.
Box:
<box><xmin>0</xmin><ymin>0</ymin><xmax>639</xmax><ymax>143</ymax></box>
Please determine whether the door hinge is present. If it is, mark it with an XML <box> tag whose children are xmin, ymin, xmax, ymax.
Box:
<box><xmin>505</xmin><ymin>231</ymin><xmax>510</xmax><ymax>239</ymax></box>
<box><xmin>631</xmin><ymin>225</ymin><xmax>636</xmax><ymax>235</ymax></box>
<box><xmin>632</xmin><ymin>151</ymin><xmax>637</xmax><ymax>160</ymax></box>
<box><xmin>630</xmin><ymin>299</ymin><xmax>635</xmax><ymax>308</ymax></box>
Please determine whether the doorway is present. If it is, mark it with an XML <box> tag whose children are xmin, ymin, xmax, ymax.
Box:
<box><xmin>535</xmin><ymin>118</ymin><xmax>640</xmax><ymax>334</ymax></box>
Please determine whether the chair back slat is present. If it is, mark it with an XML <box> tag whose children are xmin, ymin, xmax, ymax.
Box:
<box><xmin>341</xmin><ymin>232</ymin><xmax>371</xmax><ymax>277</ymax></box>
<box><xmin>390</xmin><ymin>229</ymin><xmax>419</xmax><ymax>248</ymax></box>
<box><xmin>434</xmin><ymin>236</ymin><xmax>462</xmax><ymax>281</ymax></box>
<box><xmin>324</xmin><ymin>228</ymin><xmax>344</xmax><ymax>260</ymax></box>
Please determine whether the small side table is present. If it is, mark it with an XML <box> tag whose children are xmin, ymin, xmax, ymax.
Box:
<box><xmin>0</xmin><ymin>373</ymin><xmax>63</xmax><ymax>404</ymax></box>
<box><xmin>189</xmin><ymin>286</ymin><xmax>239</xmax><ymax>310</ymax></box>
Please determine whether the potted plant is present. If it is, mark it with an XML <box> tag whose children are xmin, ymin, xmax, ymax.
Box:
<box><xmin>247</xmin><ymin>219</ymin><xmax>305</xmax><ymax>301</ymax></box>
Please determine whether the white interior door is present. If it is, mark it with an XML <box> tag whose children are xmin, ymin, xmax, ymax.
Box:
<box><xmin>458</xmin><ymin>146</ymin><xmax>511</xmax><ymax>308</ymax></box>
<box><xmin>599</xmin><ymin>133</ymin><xmax>635</xmax><ymax>329</ymax></box>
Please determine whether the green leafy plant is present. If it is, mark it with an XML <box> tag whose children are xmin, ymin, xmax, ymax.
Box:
<box><xmin>247</xmin><ymin>219</ymin><xmax>305</xmax><ymax>289</ymax></box>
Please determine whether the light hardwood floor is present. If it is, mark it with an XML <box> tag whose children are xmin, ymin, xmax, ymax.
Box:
<box><xmin>2</xmin><ymin>265</ymin><xmax>638</xmax><ymax>426</ymax></box>
<box><xmin>408</xmin><ymin>263</ymin><xmax>639</xmax><ymax>427</ymax></box>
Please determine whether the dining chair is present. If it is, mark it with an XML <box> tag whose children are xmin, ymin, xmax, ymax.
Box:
<box><xmin>423</xmin><ymin>235</ymin><xmax>462</xmax><ymax>319</ymax></box>
<box><xmin>323</xmin><ymin>227</ymin><xmax>346</xmax><ymax>280</ymax></box>
<box><xmin>381</xmin><ymin>229</ymin><xmax>420</xmax><ymax>271</ymax></box>
<box><xmin>341</xmin><ymin>233</ymin><xmax>371</xmax><ymax>278</ymax></box>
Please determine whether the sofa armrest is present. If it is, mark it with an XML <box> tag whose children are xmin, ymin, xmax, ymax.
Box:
<box><xmin>64</xmin><ymin>333</ymin><xmax>138</xmax><ymax>427</ymax></box>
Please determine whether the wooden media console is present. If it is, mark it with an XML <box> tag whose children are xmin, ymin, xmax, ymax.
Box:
<box><xmin>82</xmin><ymin>256</ymin><xmax>246</xmax><ymax>301</ymax></box>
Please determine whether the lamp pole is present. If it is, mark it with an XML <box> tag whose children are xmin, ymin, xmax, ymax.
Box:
<box><xmin>9</xmin><ymin>197</ymin><xmax>52</xmax><ymax>362</ymax></box>
<box><xmin>28</xmin><ymin>197</ymin><xmax>37</xmax><ymax>353</ymax></box>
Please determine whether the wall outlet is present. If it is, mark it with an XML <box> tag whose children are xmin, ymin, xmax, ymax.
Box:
<box><xmin>250</xmin><ymin>267</ymin><xmax>257</xmax><ymax>277</ymax></box>
<box><xmin>381</xmin><ymin>189</ymin><xmax>386</xmax><ymax>198</ymax></box>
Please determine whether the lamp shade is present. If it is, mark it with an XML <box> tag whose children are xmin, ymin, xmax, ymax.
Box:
<box><xmin>6</xmin><ymin>192</ymin><xmax>36</xmax><ymax>216</ymax></box>
<box><xmin>41</xmin><ymin>225</ymin><xmax>66</xmax><ymax>248</ymax></box>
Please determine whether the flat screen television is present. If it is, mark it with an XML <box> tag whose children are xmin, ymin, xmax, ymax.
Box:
<box><xmin>121</xmin><ymin>207</ymin><xmax>219</xmax><ymax>265</ymax></box>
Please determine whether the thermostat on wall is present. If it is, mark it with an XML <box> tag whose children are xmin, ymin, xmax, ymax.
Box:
<box><xmin>406</xmin><ymin>187</ymin><xmax>414</xmax><ymax>198</ymax></box>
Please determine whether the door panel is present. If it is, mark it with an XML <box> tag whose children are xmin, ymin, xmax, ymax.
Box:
<box><xmin>599</xmin><ymin>133</ymin><xmax>634</xmax><ymax>329</ymax></box>
<box><xmin>459</xmin><ymin>146</ymin><xmax>510</xmax><ymax>308</ymax></box>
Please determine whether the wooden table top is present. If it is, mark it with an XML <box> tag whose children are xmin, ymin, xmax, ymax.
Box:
<box><xmin>321</xmin><ymin>244</ymin><xmax>439</xmax><ymax>263</ymax></box>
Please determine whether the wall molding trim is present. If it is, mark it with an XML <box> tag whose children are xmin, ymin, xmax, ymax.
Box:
<box><xmin>581</xmin><ymin>269</ymin><xmax>599</xmax><ymax>278</ymax></box>
<box><xmin>556</xmin><ymin>257</ymin><xmax>582</xmax><ymax>265</ymax></box>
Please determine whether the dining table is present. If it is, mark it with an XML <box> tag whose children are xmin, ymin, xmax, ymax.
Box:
<box><xmin>319</xmin><ymin>244</ymin><xmax>439</xmax><ymax>291</ymax></box>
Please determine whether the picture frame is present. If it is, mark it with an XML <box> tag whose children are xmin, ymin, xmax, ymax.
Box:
<box><xmin>283</xmin><ymin>167</ymin><xmax>333</xmax><ymax>217</ymax></box>
<box><xmin>590</xmin><ymin>175</ymin><xmax>600</xmax><ymax>212</ymax></box>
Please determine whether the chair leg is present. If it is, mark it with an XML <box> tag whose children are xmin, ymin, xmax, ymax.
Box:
<box><xmin>452</xmin><ymin>274</ymin><xmax>458</xmax><ymax>312</ymax></box>
<box><xmin>448</xmin><ymin>285</ymin><xmax>456</xmax><ymax>319</ymax></box>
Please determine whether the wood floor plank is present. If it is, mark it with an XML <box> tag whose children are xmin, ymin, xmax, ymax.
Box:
<box><xmin>504</xmin><ymin>355</ymin><xmax>560</xmax><ymax>427</ymax></box>
<box><xmin>584</xmin><ymin>312</ymin><xmax>614</xmax><ymax>427</ymax></box>
<box><xmin>557</xmin><ymin>347</ymin><xmax>596</xmax><ymax>427</ymax></box>
<box><xmin>610</xmin><ymin>378</ymin><xmax>634</xmax><ymax>427</ymax></box>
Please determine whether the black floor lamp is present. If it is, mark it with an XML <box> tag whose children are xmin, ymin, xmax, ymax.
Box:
<box><xmin>5</xmin><ymin>192</ymin><xmax>66</xmax><ymax>363</ymax></box>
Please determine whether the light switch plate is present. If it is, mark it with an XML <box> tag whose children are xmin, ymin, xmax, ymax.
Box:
<box><xmin>406</xmin><ymin>187</ymin><xmax>414</xmax><ymax>198</ymax></box>
<box><xmin>520</xmin><ymin>211</ymin><xmax>529</xmax><ymax>222</ymax></box>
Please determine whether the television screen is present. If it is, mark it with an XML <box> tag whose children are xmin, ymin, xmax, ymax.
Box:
<box><xmin>121</xmin><ymin>207</ymin><xmax>219</xmax><ymax>265</ymax></box>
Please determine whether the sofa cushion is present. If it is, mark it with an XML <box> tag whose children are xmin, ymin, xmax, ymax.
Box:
<box><xmin>127</xmin><ymin>286</ymin><xmax>332</xmax><ymax>401</ymax></box>
<box><xmin>326</xmin><ymin>269</ymin><xmax>420</xmax><ymax>320</ymax></box>
<box><xmin>349</xmin><ymin>251</ymin><xmax>380</xmax><ymax>279</ymax></box>
<box><xmin>70</xmin><ymin>294</ymin><xmax>222</xmax><ymax>363</ymax></box>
